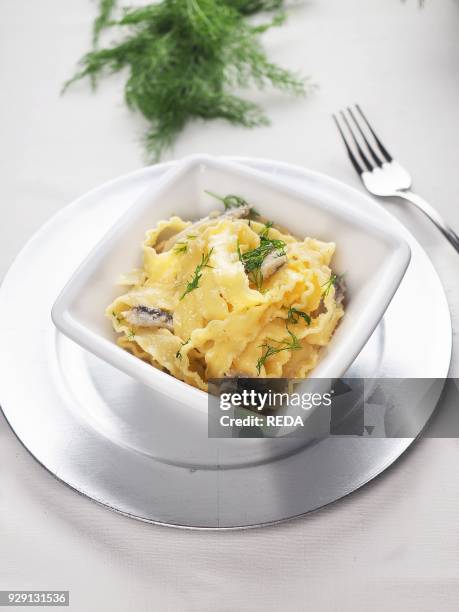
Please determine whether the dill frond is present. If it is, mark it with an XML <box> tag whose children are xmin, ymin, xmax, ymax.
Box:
<box><xmin>287</xmin><ymin>307</ymin><xmax>311</xmax><ymax>326</ymax></box>
<box><xmin>65</xmin><ymin>0</ymin><xmax>308</xmax><ymax>160</ymax></box>
<box><xmin>176</xmin><ymin>338</ymin><xmax>191</xmax><ymax>360</ymax></box>
<box><xmin>205</xmin><ymin>191</ymin><xmax>249</xmax><ymax>210</ymax></box>
<box><xmin>180</xmin><ymin>248</ymin><xmax>214</xmax><ymax>300</ymax></box>
<box><xmin>174</xmin><ymin>242</ymin><xmax>189</xmax><ymax>255</ymax></box>
<box><xmin>93</xmin><ymin>0</ymin><xmax>118</xmax><ymax>44</ymax></box>
<box><xmin>259</xmin><ymin>220</ymin><xmax>273</xmax><ymax>238</ymax></box>
<box><xmin>174</xmin><ymin>234</ymin><xmax>198</xmax><ymax>254</ymax></box>
<box><xmin>256</xmin><ymin>327</ymin><xmax>301</xmax><ymax>375</ymax></box>
<box><xmin>322</xmin><ymin>272</ymin><xmax>344</xmax><ymax>298</ymax></box>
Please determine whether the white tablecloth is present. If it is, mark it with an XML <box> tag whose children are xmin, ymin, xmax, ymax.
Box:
<box><xmin>1</xmin><ymin>1</ymin><xmax>459</xmax><ymax>610</ymax></box>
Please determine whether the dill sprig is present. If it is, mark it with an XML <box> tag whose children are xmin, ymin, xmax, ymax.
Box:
<box><xmin>322</xmin><ymin>272</ymin><xmax>343</xmax><ymax>298</ymax></box>
<box><xmin>173</xmin><ymin>234</ymin><xmax>197</xmax><ymax>255</ymax></box>
<box><xmin>64</xmin><ymin>0</ymin><xmax>308</xmax><ymax>160</ymax></box>
<box><xmin>256</xmin><ymin>327</ymin><xmax>301</xmax><ymax>375</ymax></box>
<box><xmin>287</xmin><ymin>306</ymin><xmax>311</xmax><ymax>326</ymax></box>
<box><xmin>239</xmin><ymin>234</ymin><xmax>286</xmax><ymax>290</ymax></box>
<box><xmin>174</xmin><ymin>242</ymin><xmax>189</xmax><ymax>255</ymax></box>
<box><xmin>180</xmin><ymin>248</ymin><xmax>214</xmax><ymax>300</ymax></box>
<box><xmin>259</xmin><ymin>220</ymin><xmax>273</xmax><ymax>238</ymax></box>
<box><xmin>176</xmin><ymin>338</ymin><xmax>191</xmax><ymax>360</ymax></box>
<box><xmin>205</xmin><ymin>191</ymin><xmax>248</xmax><ymax>210</ymax></box>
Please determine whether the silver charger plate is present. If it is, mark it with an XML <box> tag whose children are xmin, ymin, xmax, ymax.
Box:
<box><xmin>0</xmin><ymin>158</ymin><xmax>452</xmax><ymax>529</ymax></box>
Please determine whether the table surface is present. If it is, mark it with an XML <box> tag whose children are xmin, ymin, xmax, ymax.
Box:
<box><xmin>1</xmin><ymin>0</ymin><xmax>459</xmax><ymax>610</ymax></box>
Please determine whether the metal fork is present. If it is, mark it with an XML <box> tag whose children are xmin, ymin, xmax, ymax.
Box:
<box><xmin>333</xmin><ymin>104</ymin><xmax>459</xmax><ymax>253</ymax></box>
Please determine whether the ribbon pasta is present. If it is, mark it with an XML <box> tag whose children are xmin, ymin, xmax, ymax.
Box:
<box><xmin>106</xmin><ymin>208</ymin><xmax>344</xmax><ymax>391</ymax></box>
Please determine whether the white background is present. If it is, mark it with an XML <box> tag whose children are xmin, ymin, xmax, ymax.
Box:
<box><xmin>1</xmin><ymin>0</ymin><xmax>459</xmax><ymax>610</ymax></box>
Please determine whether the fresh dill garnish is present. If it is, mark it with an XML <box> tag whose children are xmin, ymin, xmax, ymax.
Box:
<box><xmin>322</xmin><ymin>272</ymin><xmax>343</xmax><ymax>298</ymax></box>
<box><xmin>256</xmin><ymin>327</ymin><xmax>301</xmax><ymax>375</ymax></box>
<box><xmin>205</xmin><ymin>191</ymin><xmax>249</xmax><ymax>210</ymax></box>
<box><xmin>205</xmin><ymin>190</ymin><xmax>260</xmax><ymax>218</ymax></box>
<box><xmin>287</xmin><ymin>307</ymin><xmax>311</xmax><ymax>326</ymax></box>
<box><xmin>239</xmin><ymin>235</ymin><xmax>286</xmax><ymax>290</ymax></box>
<box><xmin>127</xmin><ymin>329</ymin><xmax>136</xmax><ymax>340</ymax></box>
<box><xmin>64</xmin><ymin>0</ymin><xmax>308</xmax><ymax>160</ymax></box>
<box><xmin>174</xmin><ymin>242</ymin><xmax>189</xmax><ymax>255</ymax></box>
<box><xmin>180</xmin><ymin>249</ymin><xmax>214</xmax><ymax>300</ymax></box>
<box><xmin>173</xmin><ymin>234</ymin><xmax>198</xmax><ymax>255</ymax></box>
<box><xmin>111</xmin><ymin>310</ymin><xmax>122</xmax><ymax>323</ymax></box>
<box><xmin>236</xmin><ymin>239</ymin><xmax>243</xmax><ymax>263</ymax></box>
<box><xmin>176</xmin><ymin>338</ymin><xmax>191</xmax><ymax>360</ymax></box>
<box><xmin>259</xmin><ymin>221</ymin><xmax>273</xmax><ymax>238</ymax></box>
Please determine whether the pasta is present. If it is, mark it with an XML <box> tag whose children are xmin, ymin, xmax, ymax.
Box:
<box><xmin>106</xmin><ymin>196</ymin><xmax>344</xmax><ymax>391</ymax></box>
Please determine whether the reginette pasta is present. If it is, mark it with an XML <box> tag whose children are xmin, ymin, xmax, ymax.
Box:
<box><xmin>106</xmin><ymin>194</ymin><xmax>344</xmax><ymax>391</ymax></box>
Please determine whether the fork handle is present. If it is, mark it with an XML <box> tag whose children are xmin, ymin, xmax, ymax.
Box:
<box><xmin>395</xmin><ymin>190</ymin><xmax>459</xmax><ymax>253</ymax></box>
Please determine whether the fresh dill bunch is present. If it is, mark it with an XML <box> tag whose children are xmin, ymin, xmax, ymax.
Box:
<box><xmin>64</xmin><ymin>0</ymin><xmax>307</xmax><ymax>160</ymax></box>
<box><xmin>92</xmin><ymin>0</ymin><xmax>287</xmax><ymax>42</ymax></box>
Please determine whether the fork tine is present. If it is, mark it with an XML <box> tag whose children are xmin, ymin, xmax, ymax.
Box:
<box><xmin>339</xmin><ymin>110</ymin><xmax>374</xmax><ymax>172</ymax></box>
<box><xmin>348</xmin><ymin>107</ymin><xmax>383</xmax><ymax>167</ymax></box>
<box><xmin>355</xmin><ymin>104</ymin><xmax>393</xmax><ymax>162</ymax></box>
<box><xmin>332</xmin><ymin>114</ymin><xmax>364</xmax><ymax>176</ymax></box>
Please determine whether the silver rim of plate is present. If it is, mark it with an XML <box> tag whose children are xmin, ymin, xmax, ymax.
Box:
<box><xmin>0</xmin><ymin>157</ymin><xmax>452</xmax><ymax>529</ymax></box>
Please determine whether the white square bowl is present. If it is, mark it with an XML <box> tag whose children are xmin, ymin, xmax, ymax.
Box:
<box><xmin>52</xmin><ymin>154</ymin><xmax>411</xmax><ymax>412</ymax></box>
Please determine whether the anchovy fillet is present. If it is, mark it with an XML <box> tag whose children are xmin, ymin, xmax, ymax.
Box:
<box><xmin>123</xmin><ymin>306</ymin><xmax>173</xmax><ymax>331</ymax></box>
<box><xmin>260</xmin><ymin>250</ymin><xmax>287</xmax><ymax>279</ymax></box>
<box><xmin>335</xmin><ymin>276</ymin><xmax>346</xmax><ymax>304</ymax></box>
<box><xmin>221</xmin><ymin>205</ymin><xmax>252</xmax><ymax>220</ymax></box>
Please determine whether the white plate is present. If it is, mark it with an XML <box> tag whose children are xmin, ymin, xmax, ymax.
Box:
<box><xmin>0</xmin><ymin>158</ymin><xmax>452</xmax><ymax>529</ymax></box>
<box><xmin>52</xmin><ymin>155</ymin><xmax>410</xmax><ymax>414</ymax></box>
